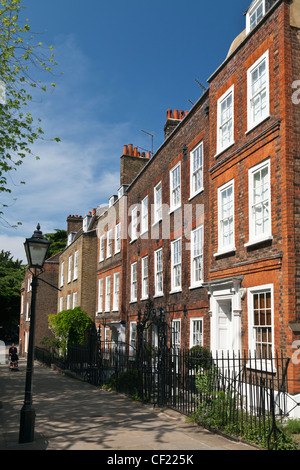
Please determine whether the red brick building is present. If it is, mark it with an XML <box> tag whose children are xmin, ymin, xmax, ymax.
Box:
<box><xmin>123</xmin><ymin>0</ymin><xmax>300</xmax><ymax>398</ymax></box>
<box><xmin>20</xmin><ymin>0</ymin><xmax>300</xmax><ymax>408</ymax></box>
<box><xmin>19</xmin><ymin>252</ymin><xmax>60</xmax><ymax>356</ymax></box>
<box><xmin>95</xmin><ymin>145</ymin><xmax>149</xmax><ymax>345</ymax></box>
<box><xmin>205</xmin><ymin>0</ymin><xmax>300</xmax><ymax>395</ymax></box>
<box><xmin>125</xmin><ymin>100</ymin><xmax>210</xmax><ymax>352</ymax></box>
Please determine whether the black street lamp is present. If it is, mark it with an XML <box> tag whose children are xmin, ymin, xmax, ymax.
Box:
<box><xmin>19</xmin><ymin>224</ymin><xmax>50</xmax><ymax>444</ymax></box>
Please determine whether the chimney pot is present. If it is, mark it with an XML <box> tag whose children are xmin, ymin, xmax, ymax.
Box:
<box><xmin>134</xmin><ymin>147</ymin><xmax>138</xmax><ymax>157</ymax></box>
<box><xmin>123</xmin><ymin>145</ymin><xmax>128</xmax><ymax>155</ymax></box>
<box><xmin>146</xmin><ymin>152</ymin><xmax>150</xmax><ymax>159</ymax></box>
<box><xmin>128</xmin><ymin>144</ymin><xmax>133</xmax><ymax>155</ymax></box>
<box><xmin>167</xmin><ymin>109</ymin><xmax>173</xmax><ymax>119</ymax></box>
<box><xmin>173</xmin><ymin>110</ymin><xmax>179</xmax><ymax>119</ymax></box>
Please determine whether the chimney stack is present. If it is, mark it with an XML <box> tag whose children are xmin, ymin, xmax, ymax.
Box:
<box><xmin>120</xmin><ymin>144</ymin><xmax>150</xmax><ymax>186</ymax></box>
<box><xmin>164</xmin><ymin>109</ymin><xmax>188</xmax><ymax>140</ymax></box>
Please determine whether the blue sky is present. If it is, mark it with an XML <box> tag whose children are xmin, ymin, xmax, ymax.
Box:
<box><xmin>0</xmin><ymin>0</ymin><xmax>250</xmax><ymax>262</ymax></box>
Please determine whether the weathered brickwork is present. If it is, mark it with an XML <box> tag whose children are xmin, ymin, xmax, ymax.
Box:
<box><xmin>125</xmin><ymin>98</ymin><xmax>210</xmax><ymax>350</ymax></box>
<box><xmin>19</xmin><ymin>253</ymin><xmax>59</xmax><ymax>356</ymax></box>
<box><xmin>19</xmin><ymin>0</ymin><xmax>300</xmax><ymax>396</ymax></box>
<box><xmin>58</xmin><ymin>212</ymin><xmax>98</xmax><ymax>320</ymax></box>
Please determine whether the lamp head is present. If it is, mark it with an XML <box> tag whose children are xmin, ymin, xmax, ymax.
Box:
<box><xmin>24</xmin><ymin>224</ymin><xmax>50</xmax><ymax>269</ymax></box>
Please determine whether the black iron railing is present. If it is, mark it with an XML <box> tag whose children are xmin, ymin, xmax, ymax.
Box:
<box><xmin>35</xmin><ymin>343</ymin><xmax>297</xmax><ymax>450</ymax></box>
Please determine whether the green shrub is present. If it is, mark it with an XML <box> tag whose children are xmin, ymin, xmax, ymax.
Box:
<box><xmin>185</xmin><ymin>346</ymin><xmax>213</xmax><ymax>370</ymax></box>
<box><xmin>103</xmin><ymin>369</ymin><xmax>139</xmax><ymax>398</ymax></box>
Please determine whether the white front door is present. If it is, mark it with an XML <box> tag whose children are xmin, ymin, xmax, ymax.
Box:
<box><xmin>216</xmin><ymin>299</ymin><xmax>232</xmax><ymax>354</ymax></box>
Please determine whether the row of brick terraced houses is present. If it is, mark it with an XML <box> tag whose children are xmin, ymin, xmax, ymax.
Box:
<box><xmin>19</xmin><ymin>0</ymin><xmax>300</xmax><ymax>402</ymax></box>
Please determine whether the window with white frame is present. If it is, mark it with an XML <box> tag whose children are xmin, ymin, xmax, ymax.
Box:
<box><xmin>247</xmin><ymin>159</ymin><xmax>271</xmax><ymax>244</ymax></box>
<box><xmin>217</xmin><ymin>180</ymin><xmax>235</xmax><ymax>254</ymax></box>
<box><xmin>191</xmin><ymin>225</ymin><xmax>204</xmax><ymax>287</ymax></box>
<box><xmin>190</xmin><ymin>142</ymin><xmax>203</xmax><ymax>198</ymax></box>
<box><xmin>68</xmin><ymin>255</ymin><xmax>72</xmax><ymax>283</ymax></box>
<box><xmin>27</xmin><ymin>275</ymin><xmax>32</xmax><ymax>292</ymax></box>
<box><xmin>67</xmin><ymin>294</ymin><xmax>71</xmax><ymax>310</ymax></box>
<box><xmin>60</xmin><ymin>261</ymin><xmax>64</xmax><ymax>287</ymax></box>
<box><xmin>104</xmin><ymin>327</ymin><xmax>110</xmax><ymax>359</ymax></box>
<box><xmin>141</xmin><ymin>195</ymin><xmax>148</xmax><ymax>234</ymax></box>
<box><xmin>21</xmin><ymin>294</ymin><xmax>24</xmax><ymax>314</ymax></box>
<box><xmin>72</xmin><ymin>291</ymin><xmax>77</xmax><ymax>308</ymax></box>
<box><xmin>113</xmin><ymin>272</ymin><xmax>119</xmax><ymax>311</ymax></box>
<box><xmin>131</xmin><ymin>206</ymin><xmax>138</xmax><ymax>241</ymax></box>
<box><xmin>217</xmin><ymin>85</ymin><xmax>234</xmax><ymax>154</ymax></box>
<box><xmin>131</xmin><ymin>262</ymin><xmax>137</xmax><ymax>302</ymax></box>
<box><xmin>141</xmin><ymin>256</ymin><xmax>148</xmax><ymax>299</ymax></box>
<box><xmin>170</xmin><ymin>162</ymin><xmax>181</xmax><ymax>211</ymax></box>
<box><xmin>129</xmin><ymin>321</ymin><xmax>137</xmax><ymax>356</ymax></box>
<box><xmin>26</xmin><ymin>300</ymin><xmax>30</xmax><ymax>321</ymax></box>
<box><xmin>190</xmin><ymin>318</ymin><xmax>203</xmax><ymax>348</ymax></box>
<box><xmin>107</xmin><ymin>229</ymin><xmax>112</xmax><ymax>257</ymax></box>
<box><xmin>171</xmin><ymin>238</ymin><xmax>181</xmax><ymax>292</ymax></box>
<box><xmin>247</xmin><ymin>50</ymin><xmax>269</xmax><ymax>131</ymax></box>
<box><xmin>99</xmin><ymin>234</ymin><xmax>105</xmax><ymax>261</ymax></box>
<box><xmin>73</xmin><ymin>250</ymin><xmax>78</xmax><ymax>280</ymax></box>
<box><xmin>154</xmin><ymin>248</ymin><xmax>163</xmax><ymax>296</ymax></box>
<box><xmin>25</xmin><ymin>300</ymin><xmax>31</xmax><ymax>321</ymax></box>
<box><xmin>98</xmin><ymin>278</ymin><xmax>103</xmax><ymax>313</ymax></box>
<box><xmin>171</xmin><ymin>319</ymin><xmax>181</xmax><ymax>352</ymax></box>
<box><xmin>59</xmin><ymin>296</ymin><xmax>63</xmax><ymax>312</ymax></box>
<box><xmin>105</xmin><ymin>275</ymin><xmax>111</xmax><ymax>312</ymax></box>
<box><xmin>248</xmin><ymin>285</ymin><xmax>273</xmax><ymax>360</ymax></box>
<box><xmin>115</xmin><ymin>223</ymin><xmax>121</xmax><ymax>254</ymax></box>
<box><xmin>246</xmin><ymin>0</ymin><xmax>265</xmax><ymax>34</ymax></box>
<box><xmin>154</xmin><ymin>181</ymin><xmax>162</xmax><ymax>223</ymax></box>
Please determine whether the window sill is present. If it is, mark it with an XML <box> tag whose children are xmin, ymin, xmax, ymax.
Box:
<box><xmin>213</xmin><ymin>247</ymin><xmax>236</xmax><ymax>257</ymax></box>
<box><xmin>188</xmin><ymin>188</ymin><xmax>204</xmax><ymax>201</ymax></box>
<box><xmin>244</xmin><ymin>235</ymin><xmax>273</xmax><ymax>248</ymax></box>
<box><xmin>129</xmin><ymin>300</ymin><xmax>137</xmax><ymax>304</ymax></box>
<box><xmin>246</xmin><ymin>114</ymin><xmax>270</xmax><ymax>135</ymax></box>
<box><xmin>168</xmin><ymin>205</ymin><xmax>182</xmax><ymax>216</ymax></box>
<box><xmin>169</xmin><ymin>288</ymin><xmax>182</xmax><ymax>294</ymax></box>
<box><xmin>214</xmin><ymin>141</ymin><xmax>235</xmax><ymax>159</ymax></box>
<box><xmin>130</xmin><ymin>238</ymin><xmax>137</xmax><ymax>244</ymax></box>
<box><xmin>153</xmin><ymin>293</ymin><xmax>163</xmax><ymax>299</ymax></box>
<box><xmin>140</xmin><ymin>296</ymin><xmax>149</xmax><ymax>301</ymax></box>
<box><xmin>140</xmin><ymin>229</ymin><xmax>148</xmax><ymax>237</ymax></box>
<box><xmin>152</xmin><ymin>218</ymin><xmax>162</xmax><ymax>227</ymax></box>
<box><xmin>189</xmin><ymin>283</ymin><xmax>203</xmax><ymax>290</ymax></box>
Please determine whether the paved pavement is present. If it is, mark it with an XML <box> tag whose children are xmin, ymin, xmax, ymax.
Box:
<box><xmin>0</xmin><ymin>350</ymin><xmax>257</xmax><ymax>453</ymax></box>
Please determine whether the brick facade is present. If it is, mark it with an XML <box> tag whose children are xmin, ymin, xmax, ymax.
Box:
<box><xmin>19</xmin><ymin>0</ymin><xmax>300</xmax><ymax>398</ymax></box>
<box><xmin>19</xmin><ymin>253</ymin><xmax>59</xmax><ymax>356</ymax></box>
<box><xmin>125</xmin><ymin>99</ymin><xmax>210</xmax><ymax>350</ymax></box>
<box><xmin>58</xmin><ymin>210</ymin><xmax>98</xmax><ymax>319</ymax></box>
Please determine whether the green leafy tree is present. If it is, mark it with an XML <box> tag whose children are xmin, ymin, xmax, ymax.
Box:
<box><xmin>0</xmin><ymin>0</ymin><xmax>60</xmax><ymax>225</ymax></box>
<box><xmin>48</xmin><ymin>307</ymin><xmax>93</xmax><ymax>352</ymax></box>
<box><xmin>44</xmin><ymin>229</ymin><xmax>67</xmax><ymax>258</ymax></box>
<box><xmin>0</xmin><ymin>249</ymin><xmax>25</xmax><ymax>338</ymax></box>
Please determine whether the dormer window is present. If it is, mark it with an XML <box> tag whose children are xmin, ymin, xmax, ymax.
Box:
<box><xmin>246</xmin><ymin>0</ymin><xmax>265</xmax><ymax>34</ymax></box>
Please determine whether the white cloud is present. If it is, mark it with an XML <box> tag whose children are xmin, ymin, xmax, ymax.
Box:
<box><xmin>0</xmin><ymin>234</ymin><xmax>26</xmax><ymax>263</ymax></box>
<box><xmin>0</xmin><ymin>33</ymin><xmax>134</xmax><ymax>260</ymax></box>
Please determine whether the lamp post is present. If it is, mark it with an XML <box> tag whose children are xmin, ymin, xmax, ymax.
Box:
<box><xmin>19</xmin><ymin>224</ymin><xmax>50</xmax><ymax>444</ymax></box>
